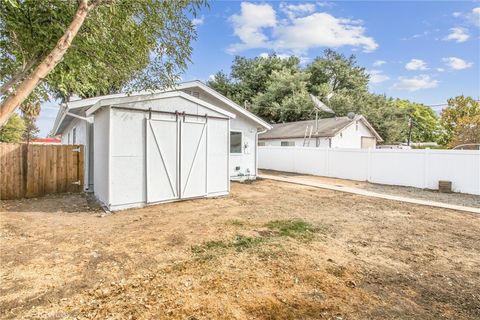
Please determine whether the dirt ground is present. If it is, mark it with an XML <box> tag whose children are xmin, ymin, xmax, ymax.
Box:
<box><xmin>260</xmin><ymin>170</ymin><xmax>480</xmax><ymax>208</ymax></box>
<box><xmin>1</xmin><ymin>180</ymin><xmax>479</xmax><ymax>319</ymax></box>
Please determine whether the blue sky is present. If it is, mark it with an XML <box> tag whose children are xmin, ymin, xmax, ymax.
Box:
<box><xmin>37</xmin><ymin>1</ymin><xmax>480</xmax><ymax>137</ymax></box>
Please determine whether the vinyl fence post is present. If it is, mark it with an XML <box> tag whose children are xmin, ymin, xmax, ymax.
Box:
<box><xmin>423</xmin><ymin>149</ymin><xmax>430</xmax><ymax>189</ymax></box>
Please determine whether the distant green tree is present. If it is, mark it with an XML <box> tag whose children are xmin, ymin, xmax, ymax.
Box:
<box><xmin>449</xmin><ymin>115</ymin><xmax>480</xmax><ymax>148</ymax></box>
<box><xmin>0</xmin><ymin>114</ymin><xmax>25</xmax><ymax>142</ymax></box>
<box><xmin>439</xmin><ymin>96</ymin><xmax>480</xmax><ymax>146</ymax></box>
<box><xmin>22</xmin><ymin>114</ymin><xmax>40</xmax><ymax>143</ymax></box>
<box><xmin>207</xmin><ymin>54</ymin><xmax>300</xmax><ymax>105</ymax></box>
<box><xmin>394</xmin><ymin>99</ymin><xmax>439</xmax><ymax>143</ymax></box>
<box><xmin>251</xmin><ymin>69</ymin><xmax>313</xmax><ymax>123</ymax></box>
<box><xmin>307</xmin><ymin>49</ymin><xmax>369</xmax><ymax>94</ymax></box>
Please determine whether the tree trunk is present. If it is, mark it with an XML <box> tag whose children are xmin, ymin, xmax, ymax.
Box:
<box><xmin>0</xmin><ymin>57</ymin><xmax>39</xmax><ymax>96</ymax></box>
<box><xmin>0</xmin><ymin>0</ymin><xmax>94</xmax><ymax>128</ymax></box>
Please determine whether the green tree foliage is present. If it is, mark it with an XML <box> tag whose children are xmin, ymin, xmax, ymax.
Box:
<box><xmin>22</xmin><ymin>114</ymin><xmax>40</xmax><ymax>142</ymax></box>
<box><xmin>439</xmin><ymin>96</ymin><xmax>480</xmax><ymax>147</ymax></box>
<box><xmin>208</xmin><ymin>53</ymin><xmax>300</xmax><ymax>105</ymax></box>
<box><xmin>207</xmin><ymin>50</ymin><xmax>445</xmax><ymax>145</ymax></box>
<box><xmin>251</xmin><ymin>69</ymin><xmax>313</xmax><ymax>123</ymax></box>
<box><xmin>307</xmin><ymin>49</ymin><xmax>369</xmax><ymax>94</ymax></box>
<box><xmin>449</xmin><ymin>115</ymin><xmax>480</xmax><ymax>148</ymax></box>
<box><xmin>1</xmin><ymin>0</ymin><xmax>206</xmax><ymax>107</ymax></box>
<box><xmin>0</xmin><ymin>114</ymin><xmax>25</xmax><ymax>142</ymax></box>
<box><xmin>394</xmin><ymin>99</ymin><xmax>439</xmax><ymax>142</ymax></box>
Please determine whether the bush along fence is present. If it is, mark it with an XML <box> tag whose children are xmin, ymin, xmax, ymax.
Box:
<box><xmin>258</xmin><ymin>146</ymin><xmax>480</xmax><ymax>195</ymax></box>
<box><xmin>0</xmin><ymin>143</ymin><xmax>84</xmax><ymax>200</ymax></box>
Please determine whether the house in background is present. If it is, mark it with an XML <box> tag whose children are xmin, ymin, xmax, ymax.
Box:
<box><xmin>258</xmin><ymin>115</ymin><xmax>382</xmax><ymax>149</ymax></box>
<box><xmin>51</xmin><ymin>81</ymin><xmax>271</xmax><ymax>210</ymax></box>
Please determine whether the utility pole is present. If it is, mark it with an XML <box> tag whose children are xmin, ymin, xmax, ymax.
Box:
<box><xmin>407</xmin><ymin>117</ymin><xmax>413</xmax><ymax>146</ymax></box>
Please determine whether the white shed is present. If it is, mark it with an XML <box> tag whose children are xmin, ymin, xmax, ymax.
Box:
<box><xmin>85</xmin><ymin>91</ymin><xmax>235</xmax><ymax>210</ymax></box>
<box><xmin>51</xmin><ymin>81</ymin><xmax>272</xmax><ymax>210</ymax></box>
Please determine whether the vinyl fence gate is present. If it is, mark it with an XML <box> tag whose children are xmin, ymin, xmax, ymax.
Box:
<box><xmin>146</xmin><ymin>113</ymin><xmax>226</xmax><ymax>203</ymax></box>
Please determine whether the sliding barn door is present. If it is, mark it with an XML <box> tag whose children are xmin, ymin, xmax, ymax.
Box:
<box><xmin>146</xmin><ymin>119</ymin><xmax>179</xmax><ymax>203</ymax></box>
<box><xmin>180</xmin><ymin>118</ymin><xmax>207</xmax><ymax>199</ymax></box>
<box><xmin>146</xmin><ymin>114</ymin><xmax>228</xmax><ymax>204</ymax></box>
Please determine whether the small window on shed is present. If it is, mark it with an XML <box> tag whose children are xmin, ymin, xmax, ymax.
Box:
<box><xmin>192</xmin><ymin>91</ymin><xmax>200</xmax><ymax>98</ymax></box>
<box><xmin>258</xmin><ymin>141</ymin><xmax>266</xmax><ymax>146</ymax></box>
<box><xmin>281</xmin><ymin>141</ymin><xmax>295</xmax><ymax>147</ymax></box>
<box><xmin>72</xmin><ymin>128</ymin><xmax>77</xmax><ymax>144</ymax></box>
<box><xmin>230</xmin><ymin>131</ymin><xmax>242</xmax><ymax>154</ymax></box>
<box><xmin>356</xmin><ymin>120</ymin><xmax>359</xmax><ymax>131</ymax></box>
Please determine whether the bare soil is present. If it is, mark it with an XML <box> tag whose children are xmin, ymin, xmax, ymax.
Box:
<box><xmin>1</xmin><ymin>180</ymin><xmax>479</xmax><ymax>319</ymax></box>
<box><xmin>260</xmin><ymin>169</ymin><xmax>480</xmax><ymax>208</ymax></box>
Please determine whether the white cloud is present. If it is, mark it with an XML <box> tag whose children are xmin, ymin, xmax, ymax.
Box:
<box><xmin>373</xmin><ymin>60</ymin><xmax>386</xmax><ymax>67</ymax></box>
<box><xmin>442</xmin><ymin>57</ymin><xmax>473</xmax><ymax>70</ymax></box>
<box><xmin>228</xmin><ymin>2</ymin><xmax>378</xmax><ymax>54</ymax></box>
<box><xmin>280</xmin><ymin>2</ymin><xmax>315</xmax><ymax>19</ymax></box>
<box><xmin>228</xmin><ymin>2</ymin><xmax>277</xmax><ymax>52</ymax></box>
<box><xmin>443</xmin><ymin>27</ymin><xmax>470</xmax><ymax>43</ymax></box>
<box><xmin>368</xmin><ymin>70</ymin><xmax>390</xmax><ymax>84</ymax></box>
<box><xmin>405</xmin><ymin>59</ymin><xmax>428</xmax><ymax>71</ymax></box>
<box><xmin>436</xmin><ymin>68</ymin><xmax>445</xmax><ymax>72</ymax></box>
<box><xmin>274</xmin><ymin>13</ymin><xmax>378</xmax><ymax>54</ymax></box>
<box><xmin>192</xmin><ymin>15</ymin><xmax>204</xmax><ymax>26</ymax></box>
<box><xmin>393</xmin><ymin>75</ymin><xmax>438</xmax><ymax>92</ymax></box>
<box><xmin>452</xmin><ymin>11</ymin><xmax>462</xmax><ymax>18</ymax></box>
<box><xmin>470</xmin><ymin>7</ymin><xmax>480</xmax><ymax>26</ymax></box>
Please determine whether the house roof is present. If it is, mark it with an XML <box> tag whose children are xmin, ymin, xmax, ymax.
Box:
<box><xmin>258</xmin><ymin>115</ymin><xmax>383</xmax><ymax>142</ymax></box>
<box><xmin>52</xmin><ymin>80</ymin><xmax>271</xmax><ymax>135</ymax></box>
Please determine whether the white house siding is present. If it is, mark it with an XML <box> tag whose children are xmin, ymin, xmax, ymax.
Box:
<box><xmin>183</xmin><ymin>88</ymin><xmax>259</xmax><ymax>179</ymax></box>
<box><xmin>260</xmin><ymin>120</ymin><xmax>376</xmax><ymax>149</ymax></box>
<box><xmin>107</xmin><ymin>96</ymin><xmax>228</xmax><ymax>210</ymax></box>
<box><xmin>93</xmin><ymin>107</ymin><xmax>110</xmax><ymax>206</ymax></box>
<box><xmin>259</xmin><ymin>137</ymin><xmax>331</xmax><ymax>148</ymax></box>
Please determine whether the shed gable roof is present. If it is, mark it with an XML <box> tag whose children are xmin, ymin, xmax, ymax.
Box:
<box><xmin>52</xmin><ymin>80</ymin><xmax>271</xmax><ymax>135</ymax></box>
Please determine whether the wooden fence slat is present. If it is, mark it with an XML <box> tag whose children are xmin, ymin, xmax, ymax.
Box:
<box><xmin>0</xmin><ymin>143</ymin><xmax>84</xmax><ymax>200</ymax></box>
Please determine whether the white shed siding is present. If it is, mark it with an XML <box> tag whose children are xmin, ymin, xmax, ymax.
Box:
<box><xmin>93</xmin><ymin>107</ymin><xmax>110</xmax><ymax>206</ymax></box>
<box><xmin>106</xmin><ymin>96</ymin><xmax>229</xmax><ymax>210</ymax></box>
<box><xmin>187</xmin><ymin>90</ymin><xmax>258</xmax><ymax>179</ymax></box>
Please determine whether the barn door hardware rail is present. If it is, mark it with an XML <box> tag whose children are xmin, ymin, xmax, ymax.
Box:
<box><xmin>110</xmin><ymin>105</ymin><xmax>229</xmax><ymax>120</ymax></box>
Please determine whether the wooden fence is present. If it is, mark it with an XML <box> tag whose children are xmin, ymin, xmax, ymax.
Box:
<box><xmin>0</xmin><ymin>143</ymin><xmax>84</xmax><ymax>200</ymax></box>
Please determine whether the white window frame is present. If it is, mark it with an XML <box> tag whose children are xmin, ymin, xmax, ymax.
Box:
<box><xmin>230</xmin><ymin>130</ymin><xmax>243</xmax><ymax>155</ymax></box>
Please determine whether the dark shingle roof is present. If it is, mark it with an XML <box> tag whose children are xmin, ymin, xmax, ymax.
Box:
<box><xmin>259</xmin><ymin>117</ymin><xmax>355</xmax><ymax>140</ymax></box>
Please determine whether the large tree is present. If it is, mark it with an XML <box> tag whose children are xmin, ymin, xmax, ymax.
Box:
<box><xmin>207</xmin><ymin>53</ymin><xmax>300</xmax><ymax>106</ymax></box>
<box><xmin>439</xmin><ymin>96</ymin><xmax>480</xmax><ymax>147</ymax></box>
<box><xmin>251</xmin><ymin>69</ymin><xmax>313</xmax><ymax>123</ymax></box>
<box><xmin>394</xmin><ymin>99</ymin><xmax>439</xmax><ymax>143</ymax></box>
<box><xmin>307</xmin><ymin>49</ymin><xmax>369</xmax><ymax>94</ymax></box>
<box><xmin>0</xmin><ymin>0</ymin><xmax>207</xmax><ymax>127</ymax></box>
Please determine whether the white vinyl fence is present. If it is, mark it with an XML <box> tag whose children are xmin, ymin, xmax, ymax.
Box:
<box><xmin>258</xmin><ymin>147</ymin><xmax>480</xmax><ymax>195</ymax></box>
